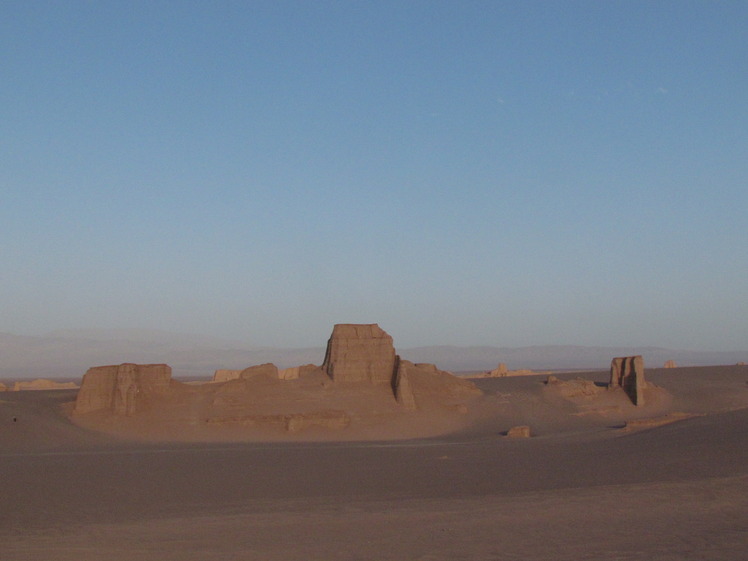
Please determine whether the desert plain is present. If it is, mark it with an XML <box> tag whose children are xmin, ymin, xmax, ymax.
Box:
<box><xmin>1</xmin><ymin>325</ymin><xmax>747</xmax><ymax>561</ymax></box>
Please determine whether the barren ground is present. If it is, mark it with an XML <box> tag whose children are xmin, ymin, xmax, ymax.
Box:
<box><xmin>1</xmin><ymin>365</ymin><xmax>747</xmax><ymax>560</ymax></box>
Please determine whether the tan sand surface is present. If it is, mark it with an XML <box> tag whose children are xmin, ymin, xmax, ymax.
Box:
<box><xmin>1</xmin><ymin>365</ymin><xmax>747</xmax><ymax>559</ymax></box>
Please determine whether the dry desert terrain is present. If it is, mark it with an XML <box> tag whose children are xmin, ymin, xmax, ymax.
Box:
<box><xmin>1</xmin><ymin>362</ymin><xmax>747</xmax><ymax>560</ymax></box>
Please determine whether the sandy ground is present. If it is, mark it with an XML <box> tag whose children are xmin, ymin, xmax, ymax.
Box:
<box><xmin>1</xmin><ymin>365</ymin><xmax>747</xmax><ymax>560</ymax></box>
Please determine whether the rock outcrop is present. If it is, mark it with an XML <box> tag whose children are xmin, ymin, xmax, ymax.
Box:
<box><xmin>506</xmin><ymin>425</ymin><xmax>531</xmax><ymax>438</ymax></box>
<box><xmin>664</xmin><ymin>360</ymin><xmax>677</xmax><ymax>368</ymax></box>
<box><xmin>609</xmin><ymin>356</ymin><xmax>645</xmax><ymax>406</ymax></box>
<box><xmin>278</xmin><ymin>364</ymin><xmax>318</xmax><ymax>380</ymax></box>
<box><xmin>490</xmin><ymin>363</ymin><xmax>508</xmax><ymax>377</ymax></box>
<box><xmin>240</xmin><ymin>363</ymin><xmax>279</xmax><ymax>380</ymax></box>
<box><xmin>392</xmin><ymin>358</ymin><xmax>418</xmax><ymax>410</ymax></box>
<box><xmin>12</xmin><ymin>379</ymin><xmax>78</xmax><ymax>391</ymax></box>
<box><xmin>546</xmin><ymin>376</ymin><xmax>603</xmax><ymax>398</ymax></box>
<box><xmin>322</xmin><ymin>324</ymin><xmax>397</xmax><ymax>384</ymax></box>
<box><xmin>0</xmin><ymin>382</ymin><xmax>6</xmax><ymax>392</ymax></box>
<box><xmin>213</xmin><ymin>369</ymin><xmax>242</xmax><ymax>382</ymax></box>
<box><xmin>73</xmin><ymin>363</ymin><xmax>172</xmax><ymax>416</ymax></box>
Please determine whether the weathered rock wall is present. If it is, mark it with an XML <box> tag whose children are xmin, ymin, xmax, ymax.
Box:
<box><xmin>322</xmin><ymin>324</ymin><xmax>397</xmax><ymax>384</ymax></box>
<box><xmin>73</xmin><ymin>363</ymin><xmax>172</xmax><ymax>416</ymax></box>
<box><xmin>610</xmin><ymin>355</ymin><xmax>645</xmax><ymax>406</ymax></box>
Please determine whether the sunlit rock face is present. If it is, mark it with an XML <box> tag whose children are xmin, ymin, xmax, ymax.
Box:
<box><xmin>73</xmin><ymin>363</ymin><xmax>172</xmax><ymax>416</ymax></box>
<box><xmin>322</xmin><ymin>324</ymin><xmax>397</xmax><ymax>384</ymax></box>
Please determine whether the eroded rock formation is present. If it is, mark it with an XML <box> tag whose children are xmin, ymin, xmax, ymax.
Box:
<box><xmin>392</xmin><ymin>358</ymin><xmax>417</xmax><ymax>410</ymax></box>
<box><xmin>322</xmin><ymin>323</ymin><xmax>397</xmax><ymax>384</ymax></box>
<box><xmin>213</xmin><ymin>369</ymin><xmax>242</xmax><ymax>382</ymax></box>
<box><xmin>664</xmin><ymin>360</ymin><xmax>677</xmax><ymax>368</ymax></box>
<box><xmin>490</xmin><ymin>363</ymin><xmax>508</xmax><ymax>377</ymax></box>
<box><xmin>506</xmin><ymin>425</ymin><xmax>531</xmax><ymax>438</ymax></box>
<box><xmin>610</xmin><ymin>355</ymin><xmax>645</xmax><ymax>406</ymax></box>
<box><xmin>240</xmin><ymin>363</ymin><xmax>279</xmax><ymax>380</ymax></box>
<box><xmin>73</xmin><ymin>363</ymin><xmax>172</xmax><ymax>416</ymax></box>
<box><xmin>12</xmin><ymin>379</ymin><xmax>78</xmax><ymax>391</ymax></box>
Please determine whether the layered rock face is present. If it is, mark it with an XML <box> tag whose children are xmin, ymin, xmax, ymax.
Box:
<box><xmin>73</xmin><ymin>363</ymin><xmax>172</xmax><ymax>416</ymax></box>
<box><xmin>664</xmin><ymin>360</ymin><xmax>677</xmax><ymax>368</ymax></box>
<box><xmin>322</xmin><ymin>324</ymin><xmax>397</xmax><ymax>384</ymax></box>
<box><xmin>609</xmin><ymin>355</ymin><xmax>645</xmax><ymax>406</ymax></box>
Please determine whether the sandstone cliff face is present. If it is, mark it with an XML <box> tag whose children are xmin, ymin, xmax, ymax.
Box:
<box><xmin>610</xmin><ymin>356</ymin><xmax>645</xmax><ymax>406</ymax></box>
<box><xmin>393</xmin><ymin>358</ymin><xmax>418</xmax><ymax>411</ymax></box>
<box><xmin>73</xmin><ymin>363</ymin><xmax>172</xmax><ymax>416</ymax></box>
<box><xmin>322</xmin><ymin>324</ymin><xmax>397</xmax><ymax>384</ymax></box>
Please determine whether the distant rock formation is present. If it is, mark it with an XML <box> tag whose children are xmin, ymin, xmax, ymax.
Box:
<box><xmin>12</xmin><ymin>379</ymin><xmax>78</xmax><ymax>391</ymax></box>
<box><xmin>239</xmin><ymin>363</ymin><xmax>279</xmax><ymax>380</ymax></box>
<box><xmin>490</xmin><ymin>363</ymin><xmax>508</xmax><ymax>377</ymax></box>
<box><xmin>213</xmin><ymin>369</ymin><xmax>242</xmax><ymax>382</ymax></box>
<box><xmin>0</xmin><ymin>382</ymin><xmax>6</xmax><ymax>392</ymax></box>
<box><xmin>664</xmin><ymin>360</ymin><xmax>677</xmax><ymax>368</ymax></box>
<box><xmin>609</xmin><ymin>356</ymin><xmax>645</xmax><ymax>406</ymax></box>
<box><xmin>278</xmin><ymin>365</ymin><xmax>319</xmax><ymax>380</ymax></box>
<box><xmin>506</xmin><ymin>425</ymin><xmax>531</xmax><ymax>438</ymax></box>
<box><xmin>73</xmin><ymin>363</ymin><xmax>172</xmax><ymax>416</ymax></box>
<box><xmin>322</xmin><ymin>324</ymin><xmax>397</xmax><ymax>384</ymax></box>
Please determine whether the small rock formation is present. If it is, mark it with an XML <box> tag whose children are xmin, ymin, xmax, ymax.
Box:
<box><xmin>392</xmin><ymin>358</ymin><xmax>418</xmax><ymax>411</ymax></box>
<box><xmin>663</xmin><ymin>360</ymin><xmax>677</xmax><ymax>368</ymax></box>
<box><xmin>506</xmin><ymin>425</ymin><xmax>531</xmax><ymax>438</ymax></box>
<box><xmin>240</xmin><ymin>363</ymin><xmax>279</xmax><ymax>380</ymax></box>
<box><xmin>545</xmin><ymin>376</ymin><xmax>603</xmax><ymax>398</ymax></box>
<box><xmin>0</xmin><ymin>382</ymin><xmax>7</xmax><ymax>392</ymax></box>
<box><xmin>609</xmin><ymin>355</ymin><xmax>645</xmax><ymax>406</ymax></box>
<box><xmin>322</xmin><ymin>323</ymin><xmax>397</xmax><ymax>384</ymax></box>
<box><xmin>12</xmin><ymin>379</ymin><xmax>78</xmax><ymax>391</ymax></box>
<box><xmin>73</xmin><ymin>363</ymin><xmax>172</xmax><ymax>416</ymax></box>
<box><xmin>489</xmin><ymin>363</ymin><xmax>508</xmax><ymax>377</ymax></box>
<box><xmin>213</xmin><ymin>369</ymin><xmax>242</xmax><ymax>382</ymax></box>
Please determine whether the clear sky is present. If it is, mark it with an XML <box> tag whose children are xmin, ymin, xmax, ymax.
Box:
<box><xmin>1</xmin><ymin>1</ymin><xmax>746</xmax><ymax>350</ymax></box>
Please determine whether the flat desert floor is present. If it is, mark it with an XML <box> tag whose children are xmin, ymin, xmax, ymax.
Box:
<box><xmin>2</xmin><ymin>366</ymin><xmax>747</xmax><ymax>560</ymax></box>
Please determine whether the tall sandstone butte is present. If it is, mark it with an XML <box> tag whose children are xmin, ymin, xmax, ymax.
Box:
<box><xmin>609</xmin><ymin>355</ymin><xmax>645</xmax><ymax>406</ymax></box>
<box><xmin>322</xmin><ymin>323</ymin><xmax>397</xmax><ymax>384</ymax></box>
<box><xmin>73</xmin><ymin>363</ymin><xmax>172</xmax><ymax>416</ymax></box>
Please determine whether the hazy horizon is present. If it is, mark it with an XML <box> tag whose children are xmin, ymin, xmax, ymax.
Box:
<box><xmin>2</xmin><ymin>2</ymin><xmax>746</xmax><ymax>352</ymax></box>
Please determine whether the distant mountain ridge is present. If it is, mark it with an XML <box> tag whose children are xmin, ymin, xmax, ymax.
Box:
<box><xmin>0</xmin><ymin>331</ymin><xmax>746</xmax><ymax>379</ymax></box>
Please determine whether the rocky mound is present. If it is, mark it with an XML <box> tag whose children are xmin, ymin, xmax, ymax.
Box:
<box><xmin>70</xmin><ymin>324</ymin><xmax>482</xmax><ymax>441</ymax></box>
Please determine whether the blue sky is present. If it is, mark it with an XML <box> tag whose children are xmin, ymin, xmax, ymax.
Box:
<box><xmin>1</xmin><ymin>1</ymin><xmax>746</xmax><ymax>350</ymax></box>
